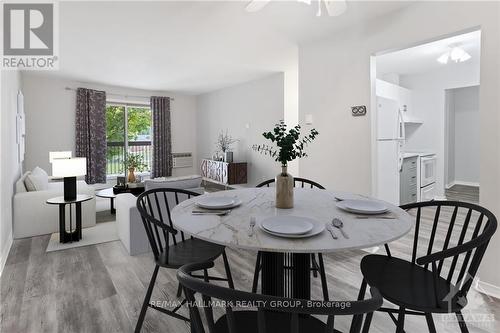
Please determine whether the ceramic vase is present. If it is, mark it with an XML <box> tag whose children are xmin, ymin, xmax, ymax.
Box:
<box><xmin>128</xmin><ymin>167</ymin><xmax>136</xmax><ymax>183</ymax></box>
<box><xmin>275</xmin><ymin>165</ymin><xmax>294</xmax><ymax>208</ymax></box>
<box><xmin>224</xmin><ymin>151</ymin><xmax>233</xmax><ymax>163</ymax></box>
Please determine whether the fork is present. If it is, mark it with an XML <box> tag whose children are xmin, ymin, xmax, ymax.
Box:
<box><xmin>248</xmin><ymin>217</ymin><xmax>256</xmax><ymax>237</ymax></box>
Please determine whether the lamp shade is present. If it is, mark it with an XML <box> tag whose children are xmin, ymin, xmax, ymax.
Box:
<box><xmin>49</xmin><ymin>151</ymin><xmax>72</xmax><ymax>163</ymax></box>
<box><xmin>52</xmin><ymin>158</ymin><xmax>87</xmax><ymax>177</ymax></box>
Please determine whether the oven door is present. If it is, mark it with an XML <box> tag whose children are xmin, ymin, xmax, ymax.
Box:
<box><xmin>421</xmin><ymin>156</ymin><xmax>436</xmax><ymax>187</ymax></box>
<box><xmin>421</xmin><ymin>183</ymin><xmax>436</xmax><ymax>201</ymax></box>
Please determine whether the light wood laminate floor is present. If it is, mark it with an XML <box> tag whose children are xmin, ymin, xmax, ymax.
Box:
<box><xmin>446</xmin><ymin>185</ymin><xmax>479</xmax><ymax>204</ymax></box>
<box><xmin>2</xmin><ymin>202</ymin><xmax>498</xmax><ymax>333</ymax></box>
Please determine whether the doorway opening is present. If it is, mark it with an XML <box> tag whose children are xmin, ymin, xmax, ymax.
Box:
<box><xmin>444</xmin><ymin>85</ymin><xmax>480</xmax><ymax>203</ymax></box>
<box><xmin>371</xmin><ymin>29</ymin><xmax>481</xmax><ymax>205</ymax></box>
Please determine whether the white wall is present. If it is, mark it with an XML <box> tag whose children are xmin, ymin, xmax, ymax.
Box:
<box><xmin>0</xmin><ymin>70</ymin><xmax>22</xmax><ymax>274</ymax></box>
<box><xmin>283</xmin><ymin>61</ymin><xmax>300</xmax><ymax>176</ymax></box>
<box><xmin>21</xmin><ymin>73</ymin><xmax>197</xmax><ymax>178</ymax></box>
<box><xmin>446</xmin><ymin>86</ymin><xmax>480</xmax><ymax>186</ymax></box>
<box><xmin>196</xmin><ymin>73</ymin><xmax>285</xmax><ymax>186</ymax></box>
<box><xmin>400</xmin><ymin>61</ymin><xmax>480</xmax><ymax>197</ymax></box>
<box><xmin>298</xmin><ymin>1</ymin><xmax>500</xmax><ymax>291</ymax></box>
<box><xmin>445</xmin><ymin>89</ymin><xmax>456</xmax><ymax>186</ymax></box>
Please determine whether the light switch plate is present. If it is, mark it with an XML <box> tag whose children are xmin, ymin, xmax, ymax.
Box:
<box><xmin>305</xmin><ymin>114</ymin><xmax>313</xmax><ymax>125</ymax></box>
<box><xmin>351</xmin><ymin>105</ymin><xmax>367</xmax><ymax>116</ymax></box>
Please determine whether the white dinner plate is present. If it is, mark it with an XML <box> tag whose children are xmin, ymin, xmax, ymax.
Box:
<box><xmin>196</xmin><ymin>197</ymin><xmax>242</xmax><ymax>209</ymax></box>
<box><xmin>261</xmin><ymin>216</ymin><xmax>314</xmax><ymax>235</ymax></box>
<box><xmin>334</xmin><ymin>192</ymin><xmax>366</xmax><ymax>202</ymax></box>
<box><xmin>336</xmin><ymin>199</ymin><xmax>388</xmax><ymax>215</ymax></box>
<box><xmin>259</xmin><ymin>217</ymin><xmax>325</xmax><ymax>239</ymax></box>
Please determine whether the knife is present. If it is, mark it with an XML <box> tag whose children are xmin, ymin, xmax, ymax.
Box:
<box><xmin>192</xmin><ymin>210</ymin><xmax>231</xmax><ymax>216</ymax></box>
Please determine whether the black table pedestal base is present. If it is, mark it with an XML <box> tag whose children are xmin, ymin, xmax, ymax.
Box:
<box><xmin>110</xmin><ymin>198</ymin><xmax>116</xmax><ymax>215</ymax></box>
<box><xmin>261</xmin><ymin>252</ymin><xmax>311</xmax><ymax>299</ymax></box>
<box><xmin>58</xmin><ymin>202</ymin><xmax>83</xmax><ymax>244</ymax></box>
<box><xmin>61</xmin><ymin>230</ymin><xmax>81</xmax><ymax>243</ymax></box>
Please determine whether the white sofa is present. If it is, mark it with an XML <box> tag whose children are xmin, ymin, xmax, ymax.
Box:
<box><xmin>13</xmin><ymin>172</ymin><xmax>96</xmax><ymax>239</ymax></box>
<box><xmin>116</xmin><ymin>175</ymin><xmax>204</xmax><ymax>255</ymax></box>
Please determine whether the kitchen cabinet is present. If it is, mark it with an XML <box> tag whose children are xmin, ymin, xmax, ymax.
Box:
<box><xmin>398</xmin><ymin>86</ymin><xmax>412</xmax><ymax>114</ymax></box>
<box><xmin>376</xmin><ymin>79</ymin><xmax>413</xmax><ymax>115</ymax></box>
<box><xmin>400</xmin><ymin>156</ymin><xmax>418</xmax><ymax>205</ymax></box>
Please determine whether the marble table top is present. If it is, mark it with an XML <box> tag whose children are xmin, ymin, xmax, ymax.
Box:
<box><xmin>171</xmin><ymin>188</ymin><xmax>414</xmax><ymax>254</ymax></box>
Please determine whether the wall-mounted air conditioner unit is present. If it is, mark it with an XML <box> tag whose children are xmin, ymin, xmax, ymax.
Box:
<box><xmin>172</xmin><ymin>153</ymin><xmax>193</xmax><ymax>168</ymax></box>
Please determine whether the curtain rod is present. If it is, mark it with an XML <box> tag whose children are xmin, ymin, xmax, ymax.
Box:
<box><xmin>64</xmin><ymin>87</ymin><xmax>174</xmax><ymax>101</ymax></box>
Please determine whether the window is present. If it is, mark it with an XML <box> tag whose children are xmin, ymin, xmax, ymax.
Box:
<box><xmin>106</xmin><ymin>103</ymin><xmax>152</xmax><ymax>177</ymax></box>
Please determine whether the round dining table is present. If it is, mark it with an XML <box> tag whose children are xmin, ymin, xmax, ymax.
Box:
<box><xmin>171</xmin><ymin>187</ymin><xmax>414</xmax><ymax>299</ymax></box>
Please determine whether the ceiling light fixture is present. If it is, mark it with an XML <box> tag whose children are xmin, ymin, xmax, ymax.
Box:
<box><xmin>437</xmin><ymin>46</ymin><xmax>471</xmax><ymax>64</ymax></box>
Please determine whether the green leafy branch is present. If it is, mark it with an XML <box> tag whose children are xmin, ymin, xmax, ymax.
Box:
<box><xmin>125</xmin><ymin>153</ymin><xmax>147</xmax><ymax>172</ymax></box>
<box><xmin>252</xmin><ymin>120</ymin><xmax>319</xmax><ymax>166</ymax></box>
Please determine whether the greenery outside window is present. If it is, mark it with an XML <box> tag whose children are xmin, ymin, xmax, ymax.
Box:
<box><xmin>106</xmin><ymin>103</ymin><xmax>152</xmax><ymax>177</ymax></box>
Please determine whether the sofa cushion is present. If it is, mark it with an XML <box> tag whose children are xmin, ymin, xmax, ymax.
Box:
<box><xmin>24</xmin><ymin>167</ymin><xmax>49</xmax><ymax>191</ymax></box>
<box><xmin>15</xmin><ymin>171</ymin><xmax>31</xmax><ymax>193</ymax></box>
<box><xmin>145</xmin><ymin>175</ymin><xmax>202</xmax><ymax>191</ymax></box>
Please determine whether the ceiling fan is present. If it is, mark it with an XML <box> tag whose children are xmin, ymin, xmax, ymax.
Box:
<box><xmin>245</xmin><ymin>0</ymin><xmax>347</xmax><ymax>17</ymax></box>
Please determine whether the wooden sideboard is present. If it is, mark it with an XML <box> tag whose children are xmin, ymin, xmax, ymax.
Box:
<box><xmin>200</xmin><ymin>159</ymin><xmax>247</xmax><ymax>185</ymax></box>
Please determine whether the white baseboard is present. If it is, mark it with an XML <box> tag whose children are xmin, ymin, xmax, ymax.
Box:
<box><xmin>445</xmin><ymin>181</ymin><xmax>455</xmax><ymax>189</ymax></box>
<box><xmin>448</xmin><ymin>180</ymin><xmax>480</xmax><ymax>188</ymax></box>
<box><xmin>0</xmin><ymin>232</ymin><xmax>13</xmax><ymax>277</ymax></box>
<box><xmin>474</xmin><ymin>279</ymin><xmax>500</xmax><ymax>300</ymax></box>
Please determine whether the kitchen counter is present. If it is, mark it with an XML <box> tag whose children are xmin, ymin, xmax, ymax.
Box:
<box><xmin>402</xmin><ymin>151</ymin><xmax>436</xmax><ymax>159</ymax></box>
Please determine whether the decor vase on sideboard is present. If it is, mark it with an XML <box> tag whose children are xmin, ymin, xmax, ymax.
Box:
<box><xmin>275</xmin><ymin>165</ymin><xmax>294</xmax><ymax>208</ymax></box>
<box><xmin>224</xmin><ymin>151</ymin><xmax>233</xmax><ymax>163</ymax></box>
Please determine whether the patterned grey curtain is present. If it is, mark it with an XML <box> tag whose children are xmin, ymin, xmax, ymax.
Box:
<box><xmin>75</xmin><ymin>88</ymin><xmax>107</xmax><ymax>184</ymax></box>
<box><xmin>151</xmin><ymin>96</ymin><xmax>172</xmax><ymax>178</ymax></box>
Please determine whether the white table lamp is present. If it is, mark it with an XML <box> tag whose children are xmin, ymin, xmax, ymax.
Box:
<box><xmin>49</xmin><ymin>151</ymin><xmax>72</xmax><ymax>163</ymax></box>
<box><xmin>52</xmin><ymin>157</ymin><xmax>87</xmax><ymax>201</ymax></box>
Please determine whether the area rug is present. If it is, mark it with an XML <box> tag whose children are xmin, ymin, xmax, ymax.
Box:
<box><xmin>46</xmin><ymin>221</ymin><xmax>119</xmax><ymax>252</ymax></box>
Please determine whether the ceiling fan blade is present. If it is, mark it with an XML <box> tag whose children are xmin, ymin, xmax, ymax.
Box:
<box><xmin>324</xmin><ymin>0</ymin><xmax>347</xmax><ymax>16</ymax></box>
<box><xmin>245</xmin><ymin>0</ymin><xmax>272</xmax><ymax>12</ymax></box>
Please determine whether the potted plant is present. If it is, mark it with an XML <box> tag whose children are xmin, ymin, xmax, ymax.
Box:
<box><xmin>216</xmin><ymin>130</ymin><xmax>238</xmax><ymax>163</ymax></box>
<box><xmin>125</xmin><ymin>153</ymin><xmax>147</xmax><ymax>183</ymax></box>
<box><xmin>253</xmin><ymin>120</ymin><xmax>319</xmax><ymax>208</ymax></box>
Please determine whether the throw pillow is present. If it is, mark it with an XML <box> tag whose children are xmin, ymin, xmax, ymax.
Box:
<box><xmin>15</xmin><ymin>171</ymin><xmax>31</xmax><ymax>193</ymax></box>
<box><xmin>24</xmin><ymin>167</ymin><xmax>49</xmax><ymax>191</ymax></box>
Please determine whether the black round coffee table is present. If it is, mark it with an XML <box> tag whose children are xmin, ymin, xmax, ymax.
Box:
<box><xmin>96</xmin><ymin>188</ymin><xmax>117</xmax><ymax>214</ymax></box>
<box><xmin>47</xmin><ymin>194</ymin><xmax>93</xmax><ymax>243</ymax></box>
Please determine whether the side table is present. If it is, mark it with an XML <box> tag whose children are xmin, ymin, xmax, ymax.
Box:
<box><xmin>46</xmin><ymin>194</ymin><xmax>93</xmax><ymax>243</ymax></box>
<box><xmin>96</xmin><ymin>188</ymin><xmax>117</xmax><ymax>214</ymax></box>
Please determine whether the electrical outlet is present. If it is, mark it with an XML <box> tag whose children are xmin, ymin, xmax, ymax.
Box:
<box><xmin>351</xmin><ymin>105</ymin><xmax>367</xmax><ymax>116</ymax></box>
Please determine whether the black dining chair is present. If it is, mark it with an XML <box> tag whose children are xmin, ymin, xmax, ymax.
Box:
<box><xmin>256</xmin><ymin>177</ymin><xmax>325</xmax><ymax>190</ymax></box>
<box><xmin>253</xmin><ymin>178</ymin><xmax>329</xmax><ymax>300</ymax></box>
<box><xmin>135</xmin><ymin>188</ymin><xmax>234</xmax><ymax>332</ymax></box>
<box><xmin>178</xmin><ymin>261</ymin><xmax>383</xmax><ymax>333</ymax></box>
<box><xmin>357</xmin><ymin>200</ymin><xmax>497</xmax><ymax>333</ymax></box>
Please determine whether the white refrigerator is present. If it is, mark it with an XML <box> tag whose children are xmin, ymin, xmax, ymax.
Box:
<box><xmin>376</xmin><ymin>96</ymin><xmax>405</xmax><ymax>205</ymax></box>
